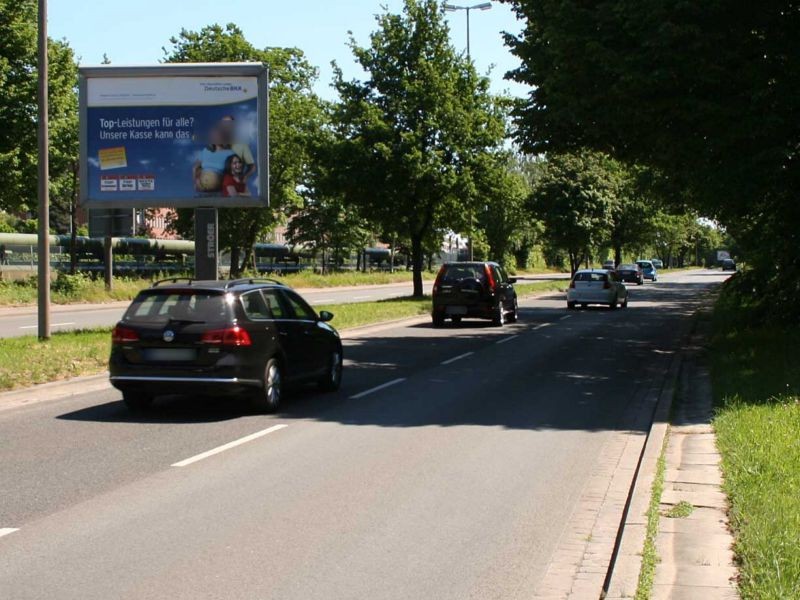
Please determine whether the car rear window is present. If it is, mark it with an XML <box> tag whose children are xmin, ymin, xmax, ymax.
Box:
<box><xmin>619</xmin><ymin>264</ymin><xmax>637</xmax><ymax>270</ymax></box>
<box><xmin>574</xmin><ymin>272</ymin><xmax>608</xmax><ymax>282</ymax></box>
<box><xmin>441</xmin><ymin>265</ymin><xmax>487</xmax><ymax>283</ymax></box>
<box><xmin>124</xmin><ymin>290</ymin><xmax>232</xmax><ymax>323</ymax></box>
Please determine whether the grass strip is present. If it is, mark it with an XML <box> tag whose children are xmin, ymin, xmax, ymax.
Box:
<box><xmin>0</xmin><ymin>296</ymin><xmax>433</xmax><ymax>392</ymax></box>
<box><xmin>0</xmin><ymin>282</ymin><xmax>563</xmax><ymax>392</ymax></box>
<box><xmin>635</xmin><ymin>433</ymin><xmax>668</xmax><ymax>600</ymax></box>
<box><xmin>0</xmin><ymin>328</ymin><xmax>112</xmax><ymax>391</ymax></box>
<box><xmin>709</xmin><ymin>283</ymin><xmax>800</xmax><ymax>599</ymax></box>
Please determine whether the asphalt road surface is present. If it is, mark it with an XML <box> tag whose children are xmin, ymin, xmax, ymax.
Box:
<box><xmin>0</xmin><ymin>270</ymin><xmax>728</xmax><ymax>599</ymax></box>
<box><xmin>0</xmin><ymin>274</ymin><xmax>568</xmax><ymax>338</ymax></box>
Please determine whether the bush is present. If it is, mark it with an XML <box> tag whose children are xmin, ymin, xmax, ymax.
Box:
<box><xmin>52</xmin><ymin>272</ymin><xmax>94</xmax><ymax>298</ymax></box>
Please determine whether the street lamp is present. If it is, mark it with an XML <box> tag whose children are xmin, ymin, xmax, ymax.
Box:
<box><xmin>443</xmin><ymin>2</ymin><xmax>492</xmax><ymax>59</ymax></box>
<box><xmin>443</xmin><ymin>2</ymin><xmax>491</xmax><ymax>260</ymax></box>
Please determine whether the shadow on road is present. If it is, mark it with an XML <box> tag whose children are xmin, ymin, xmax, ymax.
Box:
<box><xmin>56</xmin><ymin>279</ymin><xmax>721</xmax><ymax>433</ymax></box>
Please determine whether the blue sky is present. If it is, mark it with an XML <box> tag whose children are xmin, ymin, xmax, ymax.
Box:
<box><xmin>48</xmin><ymin>0</ymin><xmax>529</xmax><ymax>101</ymax></box>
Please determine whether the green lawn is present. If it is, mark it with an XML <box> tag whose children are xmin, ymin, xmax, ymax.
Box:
<box><xmin>710</xmin><ymin>283</ymin><xmax>800</xmax><ymax>599</ymax></box>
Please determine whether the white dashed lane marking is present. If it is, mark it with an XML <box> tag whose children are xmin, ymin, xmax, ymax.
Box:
<box><xmin>171</xmin><ymin>424</ymin><xmax>288</xmax><ymax>467</ymax></box>
<box><xmin>350</xmin><ymin>378</ymin><xmax>406</xmax><ymax>400</ymax></box>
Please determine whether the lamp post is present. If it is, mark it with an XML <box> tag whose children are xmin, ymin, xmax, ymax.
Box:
<box><xmin>443</xmin><ymin>2</ymin><xmax>492</xmax><ymax>58</ymax></box>
<box><xmin>37</xmin><ymin>0</ymin><xmax>50</xmax><ymax>340</ymax></box>
<box><xmin>443</xmin><ymin>2</ymin><xmax>491</xmax><ymax>261</ymax></box>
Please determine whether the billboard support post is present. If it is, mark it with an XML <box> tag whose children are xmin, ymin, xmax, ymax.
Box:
<box><xmin>194</xmin><ymin>208</ymin><xmax>218</xmax><ymax>280</ymax></box>
<box><xmin>37</xmin><ymin>0</ymin><xmax>50</xmax><ymax>340</ymax></box>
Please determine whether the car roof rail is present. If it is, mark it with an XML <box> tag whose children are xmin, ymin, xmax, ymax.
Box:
<box><xmin>152</xmin><ymin>277</ymin><xmax>194</xmax><ymax>287</ymax></box>
<box><xmin>223</xmin><ymin>278</ymin><xmax>285</xmax><ymax>290</ymax></box>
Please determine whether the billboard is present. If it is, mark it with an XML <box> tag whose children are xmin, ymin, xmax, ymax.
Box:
<box><xmin>79</xmin><ymin>63</ymin><xmax>269</xmax><ymax>208</ymax></box>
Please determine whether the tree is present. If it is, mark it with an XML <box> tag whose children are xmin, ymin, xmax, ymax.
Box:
<box><xmin>474</xmin><ymin>152</ymin><xmax>533</xmax><ymax>268</ymax></box>
<box><xmin>503</xmin><ymin>0</ymin><xmax>800</xmax><ymax>311</ymax></box>
<box><xmin>0</xmin><ymin>0</ymin><xmax>79</xmax><ymax>218</ymax></box>
<box><xmin>324</xmin><ymin>0</ymin><xmax>506</xmax><ymax>297</ymax></box>
<box><xmin>529</xmin><ymin>150</ymin><xmax>619</xmax><ymax>275</ymax></box>
<box><xmin>163</xmin><ymin>24</ymin><xmax>325</xmax><ymax>276</ymax></box>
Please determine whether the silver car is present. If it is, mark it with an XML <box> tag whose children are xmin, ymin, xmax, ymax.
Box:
<box><xmin>567</xmin><ymin>269</ymin><xmax>629</xmax><ymax>309</ymax></box>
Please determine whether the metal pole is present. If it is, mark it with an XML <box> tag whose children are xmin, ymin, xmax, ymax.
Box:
<box><xmin>466</xmin><ymin>7</ymin><xmax>471</xmax><ymax>58</ymax></box>
<box><xmin>37</xmin><ymin>0</ymin><xmax>50</xmax><ymax>340</ymax></box>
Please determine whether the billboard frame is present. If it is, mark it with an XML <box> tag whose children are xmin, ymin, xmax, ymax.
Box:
<box><xmin>79</xmin><ymin>62</ymin><xmax>269</xmax><ymax>209</ymax></box>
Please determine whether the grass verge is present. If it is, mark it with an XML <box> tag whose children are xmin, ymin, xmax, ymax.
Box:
<box><xmin>0</xmin><ymin>296</ymin><xmax>433</xmax><ymax>392</ymax></box>
<box><xmin>635</xmin><ymin>434</ymin><xmax>668</xmax><ymax>600</ymax></box>
<box><xmin>0</xmin><ymin>328</ymin><xmax>112</xmax><ymax>391</ymax></box>
<box><xmin>514</xmin><ymin>280</ymin><xmax>567</xmax><ymax>296</ymax></box>
<box><xmin>0</xmin><ymin>282</ymin><xmax>563</xmax><ymax>393</ymax></box>
<box><xmin>709</xmin><ymin>279</ymin><xmax>800</xmax><ymax>599</ymax></box>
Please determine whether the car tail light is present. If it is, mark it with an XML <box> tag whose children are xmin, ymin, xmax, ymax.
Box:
<box><xmin>201</xmin><ymin>326</ymin><xmax>252</xmax><ymax>347</ymax></box>
<box><xmin>432</xmin><ymin>265</ymin><xmax>446</xmax><ymax>295</ymax></box>
<box><xmin>111</xmin><ymin>325</ymin><xmax>139</xmax><ymax>344</ymax></box>
<box><xmin>484</xmin><ymin>265</ymin><xmax>497</xmax><ymax>292</ymax></box>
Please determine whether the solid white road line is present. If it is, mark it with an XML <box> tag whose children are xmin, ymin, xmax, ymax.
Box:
<box><xmin>0</xmin><ymin>528</ymin><xmax>19</xmax><ymax>539</ymax></box>
<box><xmin>560</xmin><ymin>315</ymin><xmax>572</xmax><ymax>320</ymax></box>
<box><xmin>532</xmin><ymin>323</ymin><xmax>552</xmax><ymax>330</ymax></box>
<box><xmin>349</xmin><ymin>378</ymin><xmax>406</xmax><ymax>399</ymax></box>
<box><xmin>314</xmin><ymin>298</ymin><xmax>336</xmax><ymax>303</ymax></box>
<box><xmin>352</xmin><ymin>295</ymin><xmax>373</xmax><ymax>300</ymax></box>
<box><xmin>496</xmin><ymin>335</ymin><xmax>519</xmax><ymax>345</ymax></box>
<box><xmin>19</xmin><ymin>322</ymin><xmax>75</xmax><ymax>329</ymax></box>
<box><xmin>440</xmin><ymin>352</ymin><xmax>474</xmax><ymax>366</ymax></box>
<box><xmin>171</xmin><ymin>424</ymin><xmax>288</xmax><ymax>467</ymax></box>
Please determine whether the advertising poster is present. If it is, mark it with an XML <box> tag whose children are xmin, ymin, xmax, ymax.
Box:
<box><xmin>80</xmin><ymin>65</ymin><xmax>268</xmax><ymax>208</ymax></box>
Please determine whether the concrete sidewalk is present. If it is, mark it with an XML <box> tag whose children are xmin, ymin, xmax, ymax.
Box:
<box><xmin>651</xmin><ymin>361</ymin><xmax>739</xmax><ymax>599</ymax></box>
<box><xmin>606</xmin><ymin>324</ymin><xmax>740</xmax><ymax>599</ymax></box>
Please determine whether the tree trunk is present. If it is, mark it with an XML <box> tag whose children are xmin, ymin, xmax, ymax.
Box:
<box><xmin>613</xmin><ymin>244</ymin><xmax>622</xmax><ymax>267</ymax></box>
<box><xmin>229</xmin><ymin>244</ymin><xmax>241</xmax><ymax>278</ymax></box>
<box><xmin>411</xmin><ymin>235</ymin><xmax>424</xmax><ymax>297</ymax></box>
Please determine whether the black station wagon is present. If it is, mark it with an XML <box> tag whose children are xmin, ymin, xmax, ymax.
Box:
<box><xmin>109</xmin><ymin>278</ymin><xmax>343</xmax><ymax>413</ymax></box>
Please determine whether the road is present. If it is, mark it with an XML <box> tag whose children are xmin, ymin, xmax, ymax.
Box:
<box><xmin>0</xmin><ymin>270</ymin><xmax>728</xmax><ymax>599</ymax></box>
<box><xmin>0</xmin><ymin>274</ymin><xmax>568</xmax><ymax>338</ymax></box>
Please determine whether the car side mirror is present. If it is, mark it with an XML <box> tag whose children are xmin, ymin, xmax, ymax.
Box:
<box><xmin>508</xmin><ymin>277</ymin><xmax>517</xmax><ymax>284</ymax></box>
<box><xmin>318</xmin><ymin>310</ymin><xmax>334</xmax><ymax>322</ymax></box>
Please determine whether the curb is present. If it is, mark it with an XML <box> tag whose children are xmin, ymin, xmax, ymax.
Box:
<box><xmin>0</xmin><ymin>372</ymin><xmax>112</xmax><ymax>413</ymax></box>
<box><xmin>603</xmin><ymin>330</ymin><xmax>692</xmax><ymax>597</ymax></box>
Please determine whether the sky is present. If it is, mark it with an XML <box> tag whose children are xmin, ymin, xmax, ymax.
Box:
<box><xmin>48</xmin><ymin>0</ymin><xmax>529</xmax><ymax>101</ymax></box>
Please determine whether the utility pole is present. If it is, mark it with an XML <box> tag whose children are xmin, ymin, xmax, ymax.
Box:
<box><xmin>443</xmin><ymin>2</ymin><xmax>492</xmax><ymax>261</ymax></box>
<box><xmin>37</xmin><ymin>0</ymin><xmax>50</xmax><ymax>340</ymax></box>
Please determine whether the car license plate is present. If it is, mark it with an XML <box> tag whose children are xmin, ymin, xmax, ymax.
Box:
<box><xmin>445</xmin><ymin>306</ymin><xmax>467</xmax><ymax>315</ymax></box>
<box><xmin>143</xmin><ymin>348</ymin><xmax>196</xmax><ymax>362</ymax></box>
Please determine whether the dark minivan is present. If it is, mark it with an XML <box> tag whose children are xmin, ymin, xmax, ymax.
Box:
<box><xmin>431</xmin><ymin>262</ymin><xmax>518</xmax><ymax>327</ymax></box>
<box><xmin>109</xmin><ymin>278</ymin><xmax>343</xmax><ymax>413</ymax></box>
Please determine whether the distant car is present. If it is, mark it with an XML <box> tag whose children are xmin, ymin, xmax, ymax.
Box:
<box><xmin>617</xmin><ymin>263</ymin><xmax>644</xmax><ymax>285</ymax></box>
<box><xmin>567</xmin><ymin>269</ymin><xmax>628</xmax><ymax>309</ymax></box>
<box><xmin>651</xmin><ymin>259</ymin><xmax>664</xmax><ymax>269</ymax></box>
<box><xmin>109</xmin><ymin>278</ymin><xmax>343</xmax><ymax>413</ymax></box>
<box><xmin>721</xmin><ymin>258</ymin><xmax>737</xmax><ymax>271</ymax></box>
<box><xmin>636</xmin><ymin>260</ymin><xmax>658</xmax><ymax>282</ymax></box>
<box><xmin>431</xmin><ymin>261</ymin><xmax>518</xmax><ymax>327</ymax></box>
<box><xmin>602</xmin><ymin>260</ymin><xmax>616</xmax><ymax>271</ymax></box>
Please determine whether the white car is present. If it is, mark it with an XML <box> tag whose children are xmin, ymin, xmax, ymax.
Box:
<box><xmin>567</xmin><ymin>269</ymin><xmax>628</xmax><ymax>309</ymax></box>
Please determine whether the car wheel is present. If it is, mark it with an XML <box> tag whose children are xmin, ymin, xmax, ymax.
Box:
<box><xmin>122</xmin><ymin>390</ymin><xmax>154</xmax><ymax>411</ymax></box>
<box><xmin>637</xmin><ymin>280</ymin><xmax>643</xmax><ymax>286</ymax></box>
<box><xmin>450</xmin><ymin>316</ymin><xmax>462</xmax><ymax>325</ymax></box>
<box><xmin>507</xmin><ymin>299</ymin><xmax>519</xmax><ymax>323</ymax></box>
<box><xmin>492</xmin><ymin>305</ymin><xmax>505</xmax><ymax>326</ymax></box>
<box><xmin>252</xmin><ymin>358</ymin><xmax>283</xmax><ymax>413</ymax></box>
<box><xmin>622</xmin><ymin>296</ymin><xmax>629</xmax><ymax>308</ymax></box>
<box><xmin>432</xmin><ymin>314</ymin><xmax>445</xmax><ymax>328</ymax></box>
<box><xmin>609</xmin><ymin>297</ymin><xmax>618</xmax><ymax>309</ymax></box>
<box><xmin>318</xmin><ymin>349</ymin><xmax>343</xmax><ymax>392</ymax></box>
<box><xmin>567</xmin><ymin>301</ymin><xmax>576</xmax><ymax>310</ymax></box>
